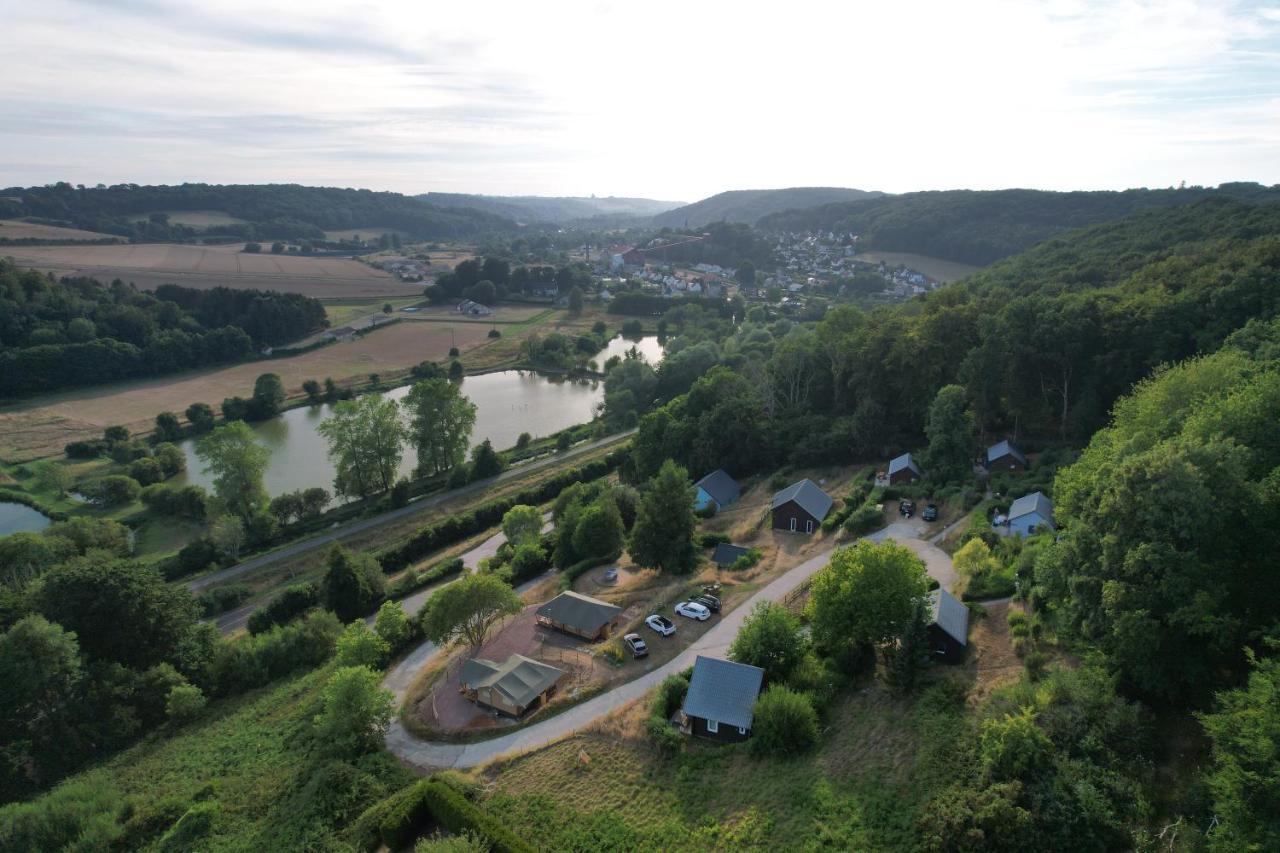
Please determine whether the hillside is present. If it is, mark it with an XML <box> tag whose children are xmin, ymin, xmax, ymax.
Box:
<box><xmin>420</xmin><ymin>193</ymin><xmax>683</xmax><ymax>223</ymax></box>
<box><xmin>758</xmin><ymin>183</ymin><xmax>1280</xmax><ymax>265</ymax></box>
<box><xmin>651</xmin><ymin>187</ymin><xmax>881</xmax><ymax>228</ymax></box>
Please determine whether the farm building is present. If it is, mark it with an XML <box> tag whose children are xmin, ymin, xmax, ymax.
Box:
<box><xmin>459</xmin><ymin>654</ymin><xmax>567</xmax><ymax>717</ymax></box>
<box><xmin>1007</xmin><ymin>491</ymin><xmax>1055</xmax><ymax>536</ymax></box>
<box><xmin>888</xmin><ymin>452</ymin><xmax>922</xmax><ymax>485</ymax></box>
<box><xmin>535</xmin><ymin>591</ymin><xmax>623</xmax><ymax>641</ymax></box>
<box><xmin>927</xmin><ymin>588</ymin><xmax>970</xmax><ymax>664</ymax></box>
<box><xmin>986</xmin><ymin>440</ymin><xmax>1028</xmax><ymax>472</ymax></box>
<box><xmin>711</xmin><ymin>543</ymin><xmax>751</xmax><ymax>568</ymax></box>
<box><xmin>457</xmin><ymin>299</ymin><xmax>494</xmax><ymax>316</ymax></box>
<box><xmin>680</xmin><ymin>656</ymin><xmax>765</xmax><ymax>742</ymax></box>
<box><xmin>770</xmin><ymin>479</ymin><xmax>834</xmax><ymax>534</ymax></box>
<box><xmin>694</xmin><ymin>469</ymin><xmax>741</xmax><ymax>513</ymax></box>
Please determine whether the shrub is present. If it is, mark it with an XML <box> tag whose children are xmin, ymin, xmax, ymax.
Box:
<box><xmin>419</xmin><ymin>780</ymin><xmax>533</xmax><ymax>852</ymax></box>
<box><xmin>728</xmin><ymin>548</ymin><xmax>763</xmax><ymax>571</ymax></box>
<box><xmin>65</xmin><ymin>439</ymin><xmax>107</xmax><ymax>459</ymax></box>
<box><xmin>79</xmin><ymin>474</ymin><xmax>141</xmax><ymax>507</ymax></box>
<box><xmin>842</xmin><ymin>503</ymin><xmax>883</xmax><ymax>536</ymax></box>
<box><xmin>165</xmin><ymin>683</ymin><xmax>207</xmax><ymax>723</ymax></box>
<box><xmin>159</xmin><ymin>537</ymin><xmax>221</xmax><ymax>580</ymax></box>
<box><xmin>334</xmin><ymin>621</ymin><xmax>390</xmax><ymax>668</ymax></box>
<box><xmin>247</xmin><ymin>582</ymin><xmax>319</xmax><ymax>634</ymax></box>
<box><xmin>750</xmin><ymin>685</ymin><xmax>820</xmax><ymax>757</ymax></box>
<box><xmin>197</xmin><ymin>583</ymin><xmax>251</xmax><ymax>616</ymax></box>
<box><xmin>556</xmin><ymin>552</ymin><xmax>619</xmax><ymax>591</ymax></box>
<box><xmin>487</xmin><ymin>328</ymin><xmax>501</xmax><ymax>339</ymax></box>
<box><xmin>129</xmin><ymin>456</ymin><xmax>164</xmax><ymax>486</ymax></box>
<box><xmin>156</xmin><ymin>801</ymin><xmax>219</xmax><ymax>851</ymax></box>
<box><xmin>386</xmin><ymin>556</ymin><xmax>465</xmax><ymax>599</ymax></box>
<box><xmin>653</xmin><ymin>672</ymin><xmax>690</xmax><ymax>719</ymax></box>
<box><xmin>696</xmin><ymin>531</ymin><xmax>731</xmax><ymax>548</ymax></box>
<box><xmin>209</xmin><ymin>610</ymin><xmax>341</xmax><ymax>696</ymax></box>
<box><xmin>646</xmin><ymin>715</ymin><xmax>684</xmax><ymax>755</ymax></box>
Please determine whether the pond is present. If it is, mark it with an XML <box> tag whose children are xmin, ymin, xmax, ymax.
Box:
<box><xmin>0</xmin><ymin>501</ymin><xmax>53</xmax><ymax>536</ymax></box>
<box><xmin>170</xmin><ymin>336</ymin><xmax>663</xmax><ymax>500</ymax></box>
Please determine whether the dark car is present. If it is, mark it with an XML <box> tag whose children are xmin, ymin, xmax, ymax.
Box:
<box><xmin>922</xmin><ymin>504</ymin><xmax>939</xmax><ymax>522</ymax></box>
<box><xmin>899</xmin><ymin>499</ymin><xmax>915</xmax><ymax>518</ymax></box>
<box><xmin>694</xmin><ymin>594</ymin><xmax>721</xmax><ymax>613</ymax></box>
<box><xmin>623</xmin><ymin>633</ymin><xmax>649</xmax><ymax>658</ymax></box>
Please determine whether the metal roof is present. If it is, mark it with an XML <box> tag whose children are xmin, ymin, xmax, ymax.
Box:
<box><xmin>770</xmin><ymin>478</ymin><xmax>834</xmax><ymax>521</ymax></box>
<box><xmin>535</xmin><ymin>591</ymin><xmax>622</xmax><ymax>634</ymax></box>
<box><xmin>986</xmin><ymin>440</ymin><xmax>1027</xmax><ymax>465</ymax></box>
<box><xmin>695</xmin><ymin>469</ymin><xmax>741</xmax><ymax>507</ymax></box>
<box><xmin>711</xmin><ymin>543</ymin><xmax>751</xmax><ymax>566</ymax></box>
<box><xmin>1008</xmin><ymin>491</ymin><xmax>1055</xmax><ymax>526</ymax></box>
<box><xmin>928</xmin><ymin>588</ymin><xmax>970</xmax><ymax>646</ymax></box>
<box><xmin>459</xmin><ymin>654</ymin><xmax>566</xmax><ymax>708</ymax></box>
<box><xmin>681</xmin><ymin>656</ymin><xmax>765</xmax><ymax>730</ymax></box>
<box><xmin>888</xmin><ymin>453</ymin><xmax>921</xmax><ymax>477</ymax></box>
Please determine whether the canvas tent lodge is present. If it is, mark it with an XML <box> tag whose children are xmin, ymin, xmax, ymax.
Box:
<box><xmin>680</xmin><ymin>656</ymin><xmax>765</xmax><ymax>742</ymax></box>
<box><xmin>770</xmin><ymin>478</ymin><xmax>834</xmax><ymax>534</ymax></box>
<box><xmin>535</xmin><ymin>590</ymin><xmax>623</xmax><ymax>641</ymax></box>
<box><xmin>694</xmin><ymin>469</ymin><xmax>741</xmax><ymax>513</ymax></box>
<box><xmin>459</xmin><ymin>653</ymin><xmax>567</xmax><ymax>717</ymax></box>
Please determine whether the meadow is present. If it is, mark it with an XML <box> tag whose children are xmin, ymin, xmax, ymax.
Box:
<box><xmin>851</xmin><ymin>251</ymin><xmax>982</xmax><ymax>283</ymax></box>
<box><xmin>0</xmin><ymin>219</ymin><xmax>120</xmax><ymax>241</ymax></box>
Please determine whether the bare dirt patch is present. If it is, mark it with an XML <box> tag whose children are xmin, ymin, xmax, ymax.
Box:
<box><xmin>964</xmin><ymin>599</ymin><xmax>1026</xmax><ymax>703</ymax></box>
<box><xmin>0</xmin><ymin>220</ymin><xmax>119</xmax><ymax>241</ymax></box>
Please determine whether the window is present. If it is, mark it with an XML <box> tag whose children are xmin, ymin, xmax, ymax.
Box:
<box><xmin>738</xmin><ymin>726</ymin><xmax>747</xmax><ymax>735</ymax></box>
<box><xmin>706</xmin><ymin>719</ymin><xmax>719</xmax><ymax>733</ymax></box>
<box><xmin>789</xmin><ymin>517</ymin><xmax>797</xmax><ymax>532</ymax></box>
<box><xmin>805</xmin><ymin>520</ymin><xmax>814</xmax><ymax>533</ymax></box>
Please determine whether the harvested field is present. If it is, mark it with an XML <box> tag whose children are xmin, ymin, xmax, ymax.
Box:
<box><xmin>3</xmin><ymin>242</ymin><xmax>421</xmax><ymax>298</ymax></box>
<box><xmin>0</xmin><ymin>219</ymin><xmax>120</xmax><ymax>241</ymax></box>
<box><xmin>854</xmin><ymin>250</ymin><xmax>982</xmax><ymax>283</ymax></box>
<box><xmin>0</xmin><ymin>321</ymin><xmax>496</xmax><ymax>461</ymax></box>
<box><xmin>322</xmin><ymin>227</ymin><xmax>405</xmax><ymax>241</ymax></box>
<box><xmin>132</xmin><ymin>209</ymin><xmax>247</xmax><ymax>227</ymax></box>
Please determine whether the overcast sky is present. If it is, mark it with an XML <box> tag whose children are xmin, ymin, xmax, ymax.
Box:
<box><xmin>3</xmin><ymin>0</ymin><xmax>1279</xmax><ymax>201</ymax></box>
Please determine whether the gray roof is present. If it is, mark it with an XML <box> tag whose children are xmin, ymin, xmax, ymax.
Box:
<box><xmin>535</xmin><ymin>591</ymin><xmax>622</xmax><ymax>633</ymax></box>
<box><xmin>987</xmin><ymin>440</ymin><xmax>1027</xmax><ymax>466</ymax></box>
<box><xmin>682</xmin><ymin>656</ymin><xmax>765</xmax><ymax>729</ymax></box>
<box><xmin>770</xmin><ymin>478</ymin><xmax>834</xmax><ymax>521</ymax></box>
<box><xmin>459</xmin><ymin>654</ymin><xmax>566</xmax><ymax>708</ymax></box>
<box><xmin>929</xmin><ymin>588</ymin><xmax>970</xmax><ymax>646</ymax></box>
<box><xmin>712</xmin><ymin>543</ymin><xmax>750</xmax><ymax>566</ymax></box>
<box><xmin>695</xmin><ymin>469</ymin><xmax>740</xmax><ymax>507</ymax></box>
<box><xmin>888</xmin><ymin>453</ymin><xmax>922</xmax><ymax>477</ymax></box>
<box><xmin>1008</xmin><ymin>491</ymin><xmax>1055</xmax><ymax>526</ymax></box>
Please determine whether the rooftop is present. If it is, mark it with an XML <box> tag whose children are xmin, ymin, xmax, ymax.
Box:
<box><xmin>682</xmin><ymin>656</ymin><xmax>765</xmax><ymax>730</ymax></box>
<box><xmin>770</xmin><ymin>478</ymin><xmax>834</xmax><ymax>521</ymax></box>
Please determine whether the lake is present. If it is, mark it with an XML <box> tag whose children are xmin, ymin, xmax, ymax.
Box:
<box><xmin>171</xmin><ymin>335</ymin><xmax>662</xmax><ymax>499</ymax></box>
<box><xmin>0</xmin><ymin>501</ymin><xmax>53</xmax><ymax>536</ymax></box>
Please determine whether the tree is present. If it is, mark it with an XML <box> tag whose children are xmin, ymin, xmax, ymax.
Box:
<box><xmin>629</xmin><ymin>460</ymin><xmax>698</xmax><ymax>574</ymax></box>
<box><xmin>419</xmin><ymin>573</ymin><xmax>521</xmax><ymax>649</ymax></box>
<box><xmin>448</xmin><ymin>360</ymin><xmax>464</xmax><ymax>381</ymax></box>
<box><xmin>0</xmin><ymin>616</ymin><xmax>83</xmax><ymax>786</ymax></box>
<box><xmin>165</xmin><ymin>683</ymin><xmax>207</xmax><ymax>723</ymax></box>
<box><xmin>403</xmin><ymin>378</ymin><xmax>476</xmax><ymax>477</ymax></box>
<box><xmin>299</xmin><ymin>487</ymin><xmax>331</xmax><ymax>518</ymax></box>
<box><xmin>312</xmin><ymin>666</ymin><xmax>393</xmax><ymax>758</ymax></box>
<box><xmin>924</xmin><ymin>384</ymin><xmax>973</xmax><ymax>485</ymax></box>
<box><xmin>196</xmin><ymin>421</ymin><xmax>269</xmax><ymax>523</ymax></box>
<box><xmin>322</xmin><ymin>546</ymin><xmax>386</xmax><ymax>623</ymax></box>
<box><xmin>572</xmin><ymin>498</ymin><xmax>624</xmax><ymax>559</ymax></box>
<box><xmin>334</xmin><ymin>621</ymin><xmax>390</xmax><ymax>669</ymax></box>
<box><xmin>317</xmin><ymin>395</ymin><xmax>405</xmax><ymax>499</ymax></box>
<box><xmin>953</xmin><ymin>538</ymin><xmax>1000</xmax><ymax>589</ymax></box>
<box><xmin>249</xmin><ymin>373</ymin><xmax>286</xmax><ymax>420</ymax></box>
<box><xmin>129</xmin><ymin>456</ymin><xmax>163</xmax><ymax>486</ymax></box>
<box><xmin>729</xmin><ymin>601</ymin><xmax>807</xmax><ymax>684</ymax></box>
<box><xmin>270</xmin><ymin>241</ymin><xmax>285</xmax><ymax>254</ymax></box>
<box><xmin>469</xmin><ymin>439</ymin><xmax>503</xmax><ymax>481</ymax></box>
<box><xmin>209</xmin><ymin>514</ymin><xmax>247</xmax><ymax>560</ymax></box>
<box><xmin>750</xmin><ymin>685</ymin><xmax>819</xmax><ymax>756</ymax></box>
<box><xmin>567</xmin><ymin>286</ymin><xmax>584</xmax><ymax>315</ymax></box>
<box><xmin>32</xmin><ymin>461</ymin><xmax>72</xmax><ymax>498</ymax></box>
<box><xmin>185</xmin><ymin>402</ymin><xmax>215</xmax><ymax>433</ymax></box>
<box><xmin>463</xmin><ymin>280</ymin><xmax>496</xmax><ymax>305</ymax></box>
<box><xmin>104</xmin><ymin>425</ymin><xmax>129</xmax><ymax>444</ymax></box>
<box><xmin>154</xmin><ymin>411</ymin><xmax>182</xmax><ymax>442</ymax></box>
<box><xmin>302</xmin><ymin>379</ymin><xmax>322</xmax><ymax>404</ymax></box>
<box><xmin>152</xmin><ymin>442</ymin><xmax>186</xmax><ymax>477</ymax></box>
<box><xmin>79</xmin><ymin>474</ymin><xmax>141</xmax><ymax>507</ymax></box>
<box><xmin>807</xmin><ymin>540</ymin><xmax>929</xmax><ymax>667</ymax></box>
<box><xmin>735</xmin><ymin>260</ymin><xmax>756</xmax><ymax>287</ymax></box>
<box><xmin>501</xmin><ymin>504</ymin><xmax>543</xmax><ymax>548</ymax></box>
<box><xmin>885</xmin><ymin>596</ymin><xmax>930</xmax><ymax>695</ymax></box>
<box><xmin>374</xmin><ymin>600</ymin><xmax>411</xmax><ymax>649</ymax></box>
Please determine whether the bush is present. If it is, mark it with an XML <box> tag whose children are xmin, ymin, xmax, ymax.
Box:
<box><xmin>247</xmin><ymin>582</ymin><xmax>319</xmax><ymax>634</ymax></box>
<box><xmin>487</xmin><ymin>328</ymin><xmax>501</xmax><ymax>339</ymax></box>
<box><xmin>419</xmin><ymin>780</ymin><xmax>534</xmax><ymax>853</ymax></box>
<box><xmin>696</xmin><ymin>531</ymin><xmax>731</xmax><ymax>549</ymax></box>
<box><xmin>728</xmin><ymin>548</ymin><xmax>763</xmax><ymax>571</ymax></box>
<box><xmin>653</xmin><ymin>673</ymin><xmax>690</xmax><ymax>719</ymax></box>
<box><xmin>646</xmin><ymin>715</ymin><xmax>684</xmax><ymax>756</ymax></box>
<box><xmin>842</xmin><ymin>503</ymin><xmax>883</xmax><ymax>536</ymax></box>
<box><xmin>386</xmin><ymin>556</ymin><xmax>465</xmax><ymax>599</ymax></box>
<box><xmin>165</xmin><ymin>683</ymin><xmax>207</xmax><ymax>723</ymax></box>
<box><xmin>197</xmin><ymin>583</ymin><xmax>251</xmax><ymax>616</ymax></box>
<box><xmin>208</xmin><ymin>610</ymin><xmax>341</xmax><ymax>697</ymax></box>
<box><xmin>750</xmin><ymin>685</ymin><xmax>820</xmax><ymax>757</ymax></box>
<box><xmin>65</xmin><ymin>439</ymin><xmax>107</xmax><ymax>459</ymax></box>
<box><xmin>556</xmin><ymin>551</ymin><xmax>619</xmax><ymax>590</ymax></box>
<box><xmin>159</xmin><ymin>537</ymin><xmax>221</xmax><ymax>580</ymax></box>
<box><xmin>79</xmin><ymin>474</ymin><xmax>141</xmax><ymax>507</ymax></box>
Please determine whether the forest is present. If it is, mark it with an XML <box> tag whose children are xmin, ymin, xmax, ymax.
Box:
<box><xmin>0</xmin><ymin>260</ymin><xmax>327</xmax><ymax>396</ymax></box>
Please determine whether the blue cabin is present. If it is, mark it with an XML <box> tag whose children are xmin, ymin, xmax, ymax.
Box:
<box><xmin>1007</xmin><ymin>491</ymin><xmax>1055</xmax><ymax>536</ymax></box>
<box><xmin>694</xmin><ymin>469</ymin><xmax>741</xmax><ymax>513</ymax></box>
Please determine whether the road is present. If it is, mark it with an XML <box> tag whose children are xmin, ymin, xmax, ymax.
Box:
<box><xmin>189</xmin><ymin>430</ymin><xmax>632</xmax><ymax>595</ymax></box>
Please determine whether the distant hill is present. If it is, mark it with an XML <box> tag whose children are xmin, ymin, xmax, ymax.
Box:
<box><xmin>420</xmin><ymin>193</ymin><xmax>684</xmax><ymax>224</ymax></box>
<box><xmin>651</xmin><ymin>187</ymin><xmax>882</xmax><ymax>228</ymax></box>
<box><xmin>757</xmin><ymin>183</ymin><xmax>1280</xmax><ymax>265</ymax></box>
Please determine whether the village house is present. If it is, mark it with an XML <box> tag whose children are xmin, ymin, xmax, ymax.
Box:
<box><xmin>927</xmin><ymin>588</ymin><xmax>970</xmax><ymax>664</ymax></box>
<box><xmin>535</xmin><ymin>591</ymin><xmax>623</xmax><ymax>641</ymax></box>
<box><xmin>458</xmin><ymin>654</ymin><xmax>567</xmax><ymax>717</ymax></box>
<box><xmin>457</xmin><ymin>299</ymin><xmax>493</xmax><ymax>316</ymax></box>
<box><xmin>694</xmin><ymin>469</ymin><xmax>741</xmax><ymax>513</ymax></box>
<box><xmin>887</xmin><ymin>452</ymin><xmax>923</xmax><ymax>485</ymax></box>
<box><xmin>1006</xmin><ymin>491</ymin><xmax>1055</xmax><ymax>537</ymax></box>
<box><xmin>680</xmin><ymin>656</ymin><xmax>765</xmax><ymax>742</ymax></box>
<box><xmin>770</xmin><ymin>479</ymin><xmax>834</xmax><ymax>534</ymax></box>
<box><xmin>986</xmin><ymin>439</ymin><xmax>1028</xmax><ymax>472</ymax></box>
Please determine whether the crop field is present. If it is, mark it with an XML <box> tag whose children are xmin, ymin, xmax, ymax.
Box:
<box><xmin>854</xmin><ymin>250</ymin><xmax>983</xmax><ymax>283</ymax></box>
<box><xmin>0</xmin><ymin>219</ymin><xmax>120</xmax><ymax>241</ymax></box>
<box><xmin>132</xmin><ymin>209</ymin><xmax>248</xmax><ymax>227</ymax></box>
<box><xmin>0</xmin><ymin>321</ymin><xmax>498</xmax><ymax>461</ymax></box>
<box><xmin>2</xmin><ymin>242</ymin><xmax>422</xmax><ymax>298</ymax></box>
<box><xmin>322</xmin><ymin>226</ymin><xmax>406</xmax><ymax>241</ymax></box>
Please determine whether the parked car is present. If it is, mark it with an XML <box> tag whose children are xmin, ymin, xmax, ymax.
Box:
<box><xmin>623</xmin><ymin>633</ymin><xmax>648</xmax><ymax>658</ymax></box>
<box><xmin>899</xmin><ymin>499</ymin><xmax>915</xmax><ymax>518</ymax></box>
<box><xmin>694</xmin><ymin>594</ymin><xmax>721</xmax><ymax>613</ymax></box>
<box><xmin>674</xmin><ymin>601</ymin><xmax>711</xmax><ymax>621</ymax></box>
<box><xmin>645</xmin><ymin>614</ymin><xmax>676</xmax><ymax>636</ymax></box>
<box><xmin>922</xmin><ymin>503</ymin><xmax>939</xmax><ymax>522</ymax></box>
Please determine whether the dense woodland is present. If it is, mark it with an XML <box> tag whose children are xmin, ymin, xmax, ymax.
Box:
<box><xmin>0</xmin><ymin>259</ymin><xmax>326</xmax><ymax>396</ymax></box>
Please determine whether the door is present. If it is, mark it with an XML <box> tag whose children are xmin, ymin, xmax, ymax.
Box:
<box><xmin>789</xmin><ymin>517</ymin><xmax>797</xmax><ymax>532</ymax></box>
<box><xmin>805</xmin><ymin>519</ymin><xmax>814</xmax><ymax>533</ymax></box>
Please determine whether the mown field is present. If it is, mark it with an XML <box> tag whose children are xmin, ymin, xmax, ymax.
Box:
<box><xmin>132</xmin><ymin>209</ymin><xmax>248</xmax><ymax>227</ymax></box>
<box><xmin>0</xmin><ymin>219</ymin><xmax>120</xmax><ymax>241</ymax></box>
<box><xmin>852</xmin><ymin>251</ymin><xmax>982</xmax><ymax>283</ymax></box>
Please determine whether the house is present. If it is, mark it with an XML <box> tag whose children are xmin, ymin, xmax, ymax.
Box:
<box><xmin>535</xmin><ymin>590</ymin><xmax>623</xmax><ymax>641</ymax></box>
<box><xmin>1007</xmin><ymin>491</ymin><xmax>1055</xmax><ymax>536</ymax></box>
<box><xmin>711</xmin><ymin>543</ymin><xmax>751</xmax><ymax>568</ymax></box>
<box><xmin>621</xmin><ymin>248</ymin><xmax>646</xmax><ymax>267</ymax></box>
<box><xmin>986</xmin><ymin>440</ymin><xmax>1028</xmax><ymax>472</ymax></box>
<box><xmin>927</xmin><ymin>588</ymin><xmax>969</xmax><ymax>663</ymax></box>
<box><xmin>457</xmin><ymin>299</ymin><xmax>493</xmax><ymax>316</ymax></box>
<box><xmin>322</xmin><ymin>325</ymin><xmax>357</xmax><ymax>342</ymax></box>
<box><xmin>888</xmin><ymin>453</ymin><xmax>922</xmax><ymax>485</ymax></box>
<box><xmin>680</xmin><ymin>656</ymin><xmax>765</xmax><ymax>742</ymax></box>
<box><xmin>694</xmin><ymin>469</ymin><xmax>741</xmax><ymax>513</ymax></box>
<box><xmin>459</xmin><ymin>654</ymin><xmax>567</xmax><ymax>717</ymax></box>
<box><xmin>770</xmin><ymin>478</ymin><xmax>834</xmax><ymax>534</ymax></box>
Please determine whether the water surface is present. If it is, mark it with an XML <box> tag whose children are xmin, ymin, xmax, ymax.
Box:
<box><xmin>0</xmin><ymin>502</ymin><xmax>53</xmax><ymax>536</ymax></box>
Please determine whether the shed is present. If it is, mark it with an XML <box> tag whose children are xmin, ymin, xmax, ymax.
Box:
<box><xmin>1007</xmin><ymin>491</ymin><xmax>1055</xmax><ymax>536</ymax></box>
<box><xmin>681</xmin><ymin>656</ymin><xmax>765</xmax><ymax>742</ymax></box>
<box><xmin>888</xmin><ymin>453</ymin><xmax>922</xmax><ymax>485</ymax></box>
<box><xmin>535</xmin><ymin>590</ymin><xmax>623</xmax><ymax>641</ymax></box>
<box><xmin>927</xmin><ymin>588</ymin><xmax>969</xmax><ymax>664</ymax></box>
<box><xmin>770</xmin><ymin>479</ymin><xmax>834</xmax><ymax>534</ymax></box>
<box><xmin>694</xmin><ymin>469</ymin><xmax>741</xmax><ymax>513</ymax></box>
<box><xmin>986</xmin><ymin>440</ymin><xmax>1028</xmax><ymax>472</ymax></box>
<box><xmin>711</xmin><ymin>543</ymin><xmax>751</xmax><ymax>568</ymax></box>
<box><xmin>459</xmin><ymin>654</ymin><xmax>567</xmax><ymax>717</ymax></box>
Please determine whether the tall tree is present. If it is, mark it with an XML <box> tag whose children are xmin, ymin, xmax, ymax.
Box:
<box><xmin>419</xmin><ymin>573</ymin><xmax>521</xmax><ymax>649</ymax></box>
<box><xmin>468</xmin><ymin>439</ymin><xmax>503</xmax><ymax>481</ymax></box>
<box><xmin>924</xmin><ymin>384</ymin><xmax>973</xmax><ymax>485</ymax></box>
<box><xmin>501</xmin><ymin>504</ymin><xmax>543</xmax><ymax>548</ymax></box>
<box><xmin>317</xmin><ymin>395</ymin><xmax>405</xmax><ymax>499</ymax></box>
<box><xmin>322</xmin><ymin>546</ymin><xmax>386</xmax><ymax>623</ymax></box>
<box><xmin>195</xmin><ymin>421</ymin><xmax>269</xmax><ymax>523</ymax></box>
<box><xmin>729</xmin><ymin>601</ymin><xmax>807</xmax><ymax>684</ymax></box>
<box><xmin>312</xmin><ymin>666</ymin><xmax>394</xmax><ymax>758</ymax></box>
<box><xmin>629</xmin><ymin>460</ymin><xmax>698</xmax><ymax>574</ymax></box>
<box><xmin>249</xmin><ymin>373</ymin><xmax>286</xmax><ymax>420</ymax></box>
<box><xmin>403</xmin><ymin>378</ymin><xmax>476</xmax><ymax>476</ymax></box>
<box><xmin>0</xmin><ymin>616</ymin><xmax>83</xmax><ymax>797</ymax></box>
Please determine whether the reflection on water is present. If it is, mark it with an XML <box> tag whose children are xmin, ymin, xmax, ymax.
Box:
<box><xmin>0</xmin><ymin>502</ymin><xmax>53</xmax><ymax>536</ymax></box>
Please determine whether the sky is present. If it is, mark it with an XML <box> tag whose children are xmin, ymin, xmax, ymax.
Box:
<box><xmin>2</xmin><ymin>0</ymin><xmax>1279</xmax><ymax>201</ymax></box>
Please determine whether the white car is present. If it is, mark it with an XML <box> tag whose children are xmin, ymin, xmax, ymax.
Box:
<box><xmin>645</xmin><ymin>614</ymin><xmax>676</xmax><ymax>636</ymax></box>
<box><xmin>674</xmin><ymin>601</ymin><xmax>711</xmax><ymax>621</ymax></box>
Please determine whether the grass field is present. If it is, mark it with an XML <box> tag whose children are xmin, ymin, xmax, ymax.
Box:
<box><xmin>0</xmin><ymin>219</ymin><xmax>120</xmax><ymax>241</ymax></box>
<box><xmin>133</xmin><ymin>209</ymin><xmax>248</xmax><ymax>227</ymax></box>
<box><xmin>854</xmin><ymin>251</ymin><xmax>983</xmax><ymax>283</ymax></box>
<box><xmin>321</xmin><ymin>227</ymin><xmax>405</xmax><ymax>241</ymax></box>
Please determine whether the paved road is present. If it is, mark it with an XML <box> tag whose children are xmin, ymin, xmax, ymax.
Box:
<box><xmin>189</xmin><ymin>431</ymin><xmax>632</xmax><ymax>594</ymax></box>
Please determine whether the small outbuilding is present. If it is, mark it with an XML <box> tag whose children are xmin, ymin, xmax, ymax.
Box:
<box><xmin>535</xmin><ymin>590</ymin><xmax>623</xmax><ymax>641</ymax></box>
<box><xmin>986</xmin><ymin>440</ymin><xmax>1028</xmax><ymax>472</ymax></box>
<box><xmin>680</xmin><ymin>656</ymin><xmax>765</xmax><ymax>742</ymax></box>
<box><xmin>1007</xmin><ymin>491</ymin><xmax>1055</xmax><ymax>537</ymax></box>
<box><xmin>459</xmin><ymin>654</ymin><xmax>567</xmax><ymax>717</ymax></box>
<box><xmin>694</xmin><ymin>469</ymin><xmax>741</xmax><ymax>513</ymax></box>
<box><xmin>711</xmin><ymin>543</ymin><xmax>751</xmax><ymax>568</ymax></box>
<box><xmin>888</xmin><ymin>453</ymin><xmax>922</xmax><ymax>485</ymax></box>
<box><xmin>927</xmin><ymin>588</ymin><xmax>970</xmax><ymax>664</ymax></box>
<box><xmin>770</xmin><ymin>479</ymin><xmax>834</xmax><ymax>534</ymax></box>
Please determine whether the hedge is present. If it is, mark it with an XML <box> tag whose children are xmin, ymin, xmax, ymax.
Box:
<box><xmin>386</xmin><ymin>556</ymin><xmax>465</xmax><ymax>600</ymax></box>
<box><xmin>695</xmin><ymin>531</ymin><xmax>731</xmax><ymax>549</ymax></box>
<box><xmin>377</xmin><ymin>781</ymin><xmax>434</xmax><ymax>851</ymax></box>
<box><xmin>372</xmin><ymin>780</ymin><xmax>534</xmax><ymax>853</ymax></box>
<box><xmin>557</xmin><ymin>551</ymin><xmax>620</xmax><ymax>591</ymax></box>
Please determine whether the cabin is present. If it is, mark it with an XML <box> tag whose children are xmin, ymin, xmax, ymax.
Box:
<box><xmin>887</xmin><ymin>453</ymin><xmax>922</xmax><ymax>485</ymax></box>
<box><xmin>680</xmin><ymin>656</ymin><xmax>765</xmax><ymax>742</ymax></box>
<box><xmin>459</xmin><ymin>654</ymin><xmax>567</xmax><ymax>717</ymax></box>
<box><xmin>986</xmin><ymin>440</ymin><xmax>1028</xmax><ymax>472</ymax></box>
<box><xmin>1007</xmin><ymin>491</ymin><xmax>1055</xmax><ymax>537</ymax></box>
<box><xmin>770</xmin><ymin>479</ymin><xmax>834</xmax><ymax>534</ymax></box>
<box><xmin>711</xmin><ymin>543</ymin><xmax>751</xmax><ymax>568</ymax></box>
<box><xmin>535</xmin><ymin>590</ymin><xmax>623</xmax><ymax>641</ymax></box>
<box><xmin>694</xmin><ymin>469</ymin><xmax>741</xmax><ymax>513</ymax></box>
<box><xmin>927</xmin><ymin>588</ymin><xmax>970</xmax><ymax>664</ymax></box>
